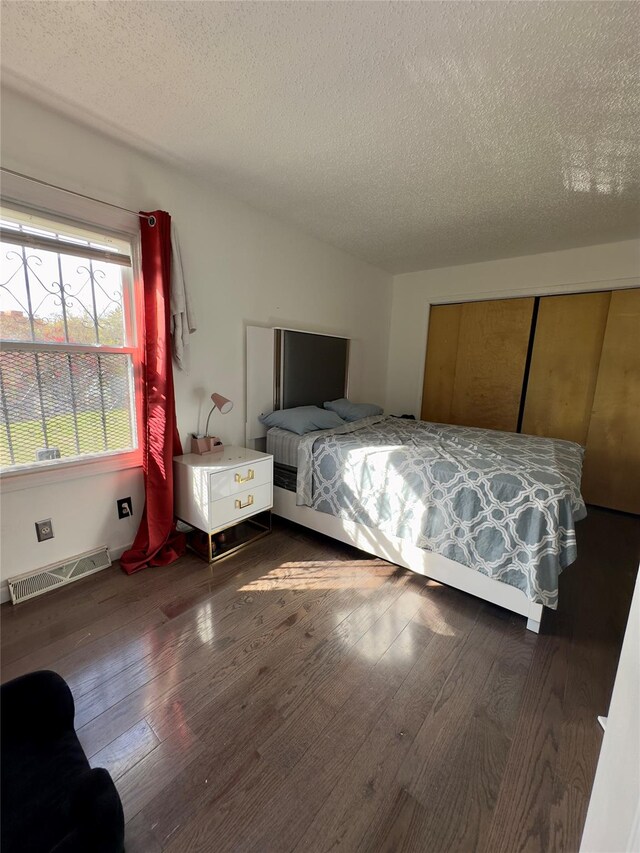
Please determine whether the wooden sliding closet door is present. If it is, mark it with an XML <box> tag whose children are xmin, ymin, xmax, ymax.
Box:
<box><xmin>582</xmin><ymin>288</ymin><xmax>640</xmax><ymax>514</ymax></box>
<box><xmin>422</xmin><ymin>297</ymin><xmax>534</xmax><ymax>432</ymax></box>
<box><xmin>421</xmin><ymin>303</ymin><xmax>462</xmax><ymax>424</ymax></box>
<box><xmin>521</xmin><ymin>292</ymin><xmax>611</xmax><ymax>444</ymax></box>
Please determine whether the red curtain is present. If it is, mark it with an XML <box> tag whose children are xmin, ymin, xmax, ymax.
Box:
<box><xmin>120</xmin><ymin>211</ymin><xmax>185</xmax><ymax>574</ymax></box>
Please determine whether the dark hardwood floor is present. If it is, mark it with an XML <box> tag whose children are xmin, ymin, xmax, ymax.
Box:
<box><xmin>2</xmin><ymin>508</ymin><xmax>638</xmax><ymax>853</ymax></box>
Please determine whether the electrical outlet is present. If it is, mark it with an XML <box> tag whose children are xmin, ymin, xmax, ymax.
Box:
<box><xmin>117</xmin><ymin>497</ymin><xmax>133</xmax><ymax>519</ymax></box>
<box><xmin>35</xmin><ymin>519</ymin><xmax>54</xmax><ymax>542</ymax></box>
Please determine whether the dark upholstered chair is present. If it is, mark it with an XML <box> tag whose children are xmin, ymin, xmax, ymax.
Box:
<box><xmin>1</xmin><ymin>670</ymin><xmax>125</xmax><ymax>853</ymax></box>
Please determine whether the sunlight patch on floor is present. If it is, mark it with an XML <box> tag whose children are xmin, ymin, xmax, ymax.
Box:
<box><xmin>195</xmin><ymin>601</ymin><xmax>215</xmax><ymax>646</ymax></box>
<box><xmin>236</xmin><ymin>561</ymin><xmax>458</xmax><ymax>638</ymax></box>
<box><xmin>237</xmin><ymin>560</ymin><xmax>392</xmax><ymax>592</ymax></box>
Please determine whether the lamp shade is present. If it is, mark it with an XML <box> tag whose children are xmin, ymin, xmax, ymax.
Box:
<box><xmin>210</xmin><ymin>392</ymin><xmax>233</xmax><ymax>414</ymax></box>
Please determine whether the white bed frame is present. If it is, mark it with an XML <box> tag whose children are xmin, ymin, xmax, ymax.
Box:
<box><xmin>246</xmin><ymin>326</ymin><xmax>544</xmax><ymax>634</ymax></box>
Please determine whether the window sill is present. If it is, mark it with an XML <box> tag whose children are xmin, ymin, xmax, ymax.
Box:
<box><xmin>0</xmin><ymin>450</ymin><xmax>143</xmax><ymax>494</ymax></box>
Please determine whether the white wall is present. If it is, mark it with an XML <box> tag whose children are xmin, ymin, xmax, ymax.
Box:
<box><xmin>0</xmin><ymin>88</ymin><xmax>392</xmax><ymax>592</ymax></box>
<box><xmin>580</xmin><ymin>571</ymin><xmax>640</xmax><ymax>853</ymax></box>
<box><xmin>1</xmin><ymin>468</ymin><xmax>144</xmax><ymax>585</ymax></box>
<box><xmin>385</xmin><ymin>240</ymin><xmax>640</xmax><ymax>415</ymax></box>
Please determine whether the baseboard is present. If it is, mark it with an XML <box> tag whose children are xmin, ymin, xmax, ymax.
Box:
<box><xmin>108</xmin><ymin>543</ymin><xmax>131</xmax><ymax>562</ymax></box>
<box><xmin>1</xmin><ymin>541</ymin><xmax>133</xmax><ymax>606</ymax></box>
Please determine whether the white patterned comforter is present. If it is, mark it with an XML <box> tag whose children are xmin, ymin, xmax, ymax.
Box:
<box><xmin>295</xmin><ymin>416</ymin><xmax>586</xmax><ymax>608</ymax></box>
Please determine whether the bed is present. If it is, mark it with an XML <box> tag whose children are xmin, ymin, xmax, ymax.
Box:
<box><xmin>247</xmin><ymin>326</ymin><xmax>587</xmax><ymax>633</ymax></box>
<box><xmin>269</xmin><ymin>414</ymin><xmax>585</xmax><ymax>623</ymax></box>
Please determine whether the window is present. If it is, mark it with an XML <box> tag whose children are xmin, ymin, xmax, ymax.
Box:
<box><xmin>0</xmin><ymin>204</ymin><xmax>141</xmax><ymax>474</ymax></box>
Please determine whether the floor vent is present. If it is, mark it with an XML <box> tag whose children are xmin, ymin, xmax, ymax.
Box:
<box><xmin>8</xmin><ymin>547</ymin><xmax>112</xmax><ymax>605</ymax></box>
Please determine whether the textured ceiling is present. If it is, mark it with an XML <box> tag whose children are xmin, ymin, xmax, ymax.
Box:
<box><xmin>1</xmin><ymin>1</ymin><xmax>639</xmax><ymax>273</ymax></box>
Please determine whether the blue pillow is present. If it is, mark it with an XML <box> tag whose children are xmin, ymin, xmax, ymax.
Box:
<box><xmin>323</xmin><ymin>398</ymin><xmax>383</xmax><ymax>422</ymax></box>
<box><xmin>259</xmin><ymin>406</ymin><xmax>345</xmax><ymax>435</ymax></box>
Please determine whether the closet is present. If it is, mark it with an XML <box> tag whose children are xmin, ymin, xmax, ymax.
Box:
<box><xmin>421</xmin><ymin>288</ymin><xmax>640</xmax><ymax>514</ymax></box>
<box><xmin>421</xmin><ymin>298</ymin><xmax>534</xmax><ymax>432</ymax></box>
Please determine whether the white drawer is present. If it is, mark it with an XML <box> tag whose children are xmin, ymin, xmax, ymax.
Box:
<box><xmin>209</xmin><ymin>482</ymin><xmax>272</xmax><ymax>530</ymax></box>
<box><xmin>209</xmin><ymin>458</ymin><xmax>272</xmax><ymax>501</ymax></box>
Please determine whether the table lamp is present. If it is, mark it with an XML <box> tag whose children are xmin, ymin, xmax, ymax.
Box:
<box><xmin>191</xmin><ymin>392</ymin><xmax>233</xmax><ymax>454</ymax></box>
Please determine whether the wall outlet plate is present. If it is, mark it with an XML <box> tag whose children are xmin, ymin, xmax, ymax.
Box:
<box><xmin>35</xmin><ymin>519</ymin><xmax>54</xmax><ymax>542</ymax></box>
<box><xmin>117</xmin><ymin>497</ymin><xmax>133</xmax><ymax>519</ymax></box>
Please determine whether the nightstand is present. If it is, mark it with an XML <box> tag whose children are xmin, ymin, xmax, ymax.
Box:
<box><xmin>174</xmin><ymin>446</ymin><xmax>273</xmax><ymax>563</ymax></box>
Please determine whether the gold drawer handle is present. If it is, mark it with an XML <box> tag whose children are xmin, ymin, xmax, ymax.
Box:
<box><xmin>235</xmin><ymin>469</ymin><xmax>255</xmax><ymax>484</ymax></box>
<box><xmin>235</xmin><ymin>495</ymin><xmax>254</xmax><ymax>510</ymax></box>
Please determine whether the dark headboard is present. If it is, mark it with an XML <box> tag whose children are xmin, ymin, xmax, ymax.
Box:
<box><xmin>245</xmin><ymin>325</ymin><xmax>351</xmax><ymax>446</ymax></box>
<box><xmin>277</xmin><ymin>329</ymin><xmax>349</xmax><ymax>409</ymax></box>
